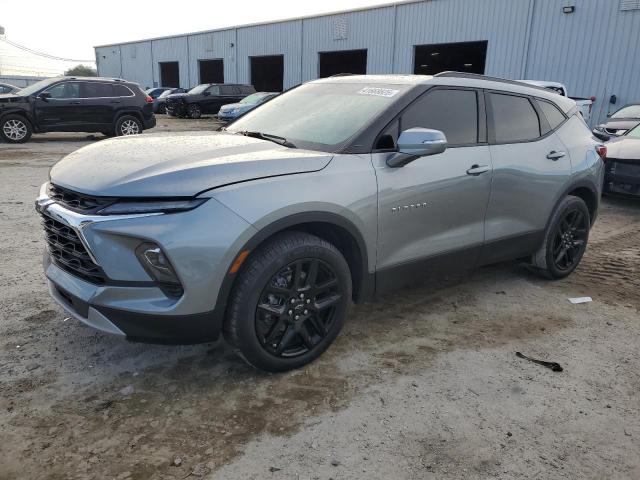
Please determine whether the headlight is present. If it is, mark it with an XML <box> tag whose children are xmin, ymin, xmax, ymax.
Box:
<box><xmin>97</xmin><ymin>198</ymin><xmax>207</xmax><ymax>215</ymax></box>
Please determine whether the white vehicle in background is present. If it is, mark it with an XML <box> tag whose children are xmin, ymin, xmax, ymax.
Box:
<box><xmin>519</xmin><ymin>80</ymin><xmax>595</xmax><ymax>123</ymax></box>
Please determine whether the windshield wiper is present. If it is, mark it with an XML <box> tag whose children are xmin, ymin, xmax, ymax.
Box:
<box><xmin>236</xmin><ymin>130</ymin><xmax>296</xmax><ymax>148</ymax></box>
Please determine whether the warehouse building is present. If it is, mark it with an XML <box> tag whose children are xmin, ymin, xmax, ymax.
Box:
<box><xmin>95</xmin><ymin>0</ymin><xmax>640</xmax><ymax>125</ymax></box>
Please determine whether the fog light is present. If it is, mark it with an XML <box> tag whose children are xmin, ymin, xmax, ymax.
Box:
<box><xmin>135</xmin><ymin>242</ymin><xmax>183</xmax><ymax>297</ymax></box>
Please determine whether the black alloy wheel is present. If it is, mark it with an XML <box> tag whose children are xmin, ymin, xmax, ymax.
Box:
<box><xmin>551</xmin><ymin>208</ymin><xmax>588</xmax><ymax>271</ymax></box>
<box><xmin>256</xmin><ymin>258</ymin><xmax>341</xmax><ymax>358</ymax></box>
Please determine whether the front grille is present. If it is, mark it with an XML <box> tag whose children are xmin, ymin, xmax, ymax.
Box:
<box><xmin>41</xmin><ymin>214</ymin><xmax>106</xmax><ymax>285</ymax></box>
<box><xmin>48</xmin><ymin>184</ymin><xmax>114</xmax><ymax>214</ymax></box>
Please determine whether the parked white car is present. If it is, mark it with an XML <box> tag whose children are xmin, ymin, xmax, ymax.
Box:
<box><xmin>519</xmin><ymin>80</ymin><xmax>594</xmax><ymax>123</ymax></box>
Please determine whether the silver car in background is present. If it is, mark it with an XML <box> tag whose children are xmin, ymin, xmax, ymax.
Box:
<box><xmin>36</xmin><ymin>73</ymin><xmax>604</xmax><ymax>372</ymax></box>
<box><xmin>217</xmin><ymin>92</ymin><xmax>278</xmax><ymax>121</ymax></box>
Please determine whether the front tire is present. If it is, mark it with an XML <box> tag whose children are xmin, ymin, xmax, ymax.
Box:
<box><xmin>187</xmin><ymin>104</ymin><xmax>202</xmax><ymax>119</ymax></box>
<box><xmin>1</xmin><ymin>115</ymin><xmax>32</xmax><ymax>143</ymax></box>
<box><xmin>115</xmin><ymin>115</ymin><xmax>142</xmax><ymax>136</ymax></box>
<box><xmin>224</xmin><ymin>231</ymin><xmax>352</xmax><ymax>372</ymax></box>
<box><xmin>530</xmin><ymin>195</ymin><xmax>590</xmax><ymax>279</ymax></box>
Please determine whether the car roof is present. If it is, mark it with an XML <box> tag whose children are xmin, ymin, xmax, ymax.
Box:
<box><xmin>310</xmin><ymin>72</ymin><xmax>576</xmax><ymax>113</ymax></box>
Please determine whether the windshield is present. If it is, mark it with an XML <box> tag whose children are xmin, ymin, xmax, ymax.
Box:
<box><xmin>188</xmin><ymin>84</ymin><xmax>210</xmax><ymax>94</ymax></box>
<box><xmin>227</xmin><ymin>82</ymin><xmax>410</xmax><ymax>150</ymax></box>
<box><xmin>612</xmin><ymin>105</ymin><xmax>640</xmax><ymax>119</ymax></box>
<box><xmin>17</xmin><ymin>78</ymin><xmax>61</xmax><ymax>96</ymax></box>
<box><xmin>240</xmin><ymin>93</ymin><xmax>270</xmax><ymax>105</ymax></box>
<box><xmin>626</xmin><ymin>124</ymin><xmax>640</xmax><ymax>139</ymax></box>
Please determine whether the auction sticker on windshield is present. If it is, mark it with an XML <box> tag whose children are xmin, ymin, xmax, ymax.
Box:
<box><xmin>358</xmin><ymin>87</ymin><xmax>400</xmax><ymax>98</ymax></box>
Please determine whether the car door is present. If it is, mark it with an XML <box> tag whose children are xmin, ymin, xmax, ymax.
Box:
<box><xmin>199</xmin><ymin>85</ymin><xmax>219</xmax><ymax>113</ymax></box>
<box><xmin>217</xmin><ymin>85</ymin><xmax>239</xmax><ymax>111</ymax></box>
<box><xmin>479</xmin><ymin>91</ymin><xmax>572</xmax><ymax>264</ymax></box>
<box><xmin>34</xmin><ymin>81</ymin><xmax>83</xmax><ymax>129</ymax></box>
<box><xmin>373</xmin><ymin>87</ymin><xmax>492</xmax><ymax>290</ymax></box>
<box><xmin>81</xmin><ymin>82</ymin><xmax>117</xmax><ymax>128</ymax></box>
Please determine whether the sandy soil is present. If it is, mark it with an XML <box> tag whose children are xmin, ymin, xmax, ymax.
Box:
<box><xmin>1</xmin><ymin>116</ymin><xmax>639</xmax><ymax>479</ymax></box>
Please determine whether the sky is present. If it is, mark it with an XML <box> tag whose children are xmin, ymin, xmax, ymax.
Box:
<box><xmin>1</xmin><ymin>0</ymin><xmax>395</xmax><ymax>62</ymax></box>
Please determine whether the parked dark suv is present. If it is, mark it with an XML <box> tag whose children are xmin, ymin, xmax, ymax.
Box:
<box><xmin>0</xmin><ymin>77</ymin><xmax>156</xmax><ymax>143</ymax></box>
<box><xmin>165</xmin><ymin>83</ymin><xmax>256</xmax><ymax>118</ymax></box>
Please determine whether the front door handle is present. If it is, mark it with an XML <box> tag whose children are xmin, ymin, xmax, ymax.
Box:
<box><xmin>546</xmin><ymin>150</ymin><xmax>566</xmax><ymax>160</ymax></box>
<box><xmin>466</xmin><ymin>164</ymin><xmax>490</xmax><ymax>176</ymax></box>
<box><xmin>70</xmin><ymin>101</ymin><xmax>82</xmax><ymax>105</ymax></box>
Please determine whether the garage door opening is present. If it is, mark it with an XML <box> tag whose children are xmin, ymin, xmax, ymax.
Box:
<box><xmin>250</xmin><ymin>55</ymin><xmax>284</xmax><ymax>92</ymax></box>
<box><xmin>414</xmin><ymin>41</ymin><xmax>488</xmax><ymax>75</ymax></box>
<box><xmin>319</xmin><ymin>49</ymin><xmax>367</xmax><ymax>78</ymax></box>
<box><xmin>159</xmin><ymin>61</ymin><xmax>180</xmax><ymax>87</ymax></box>
<box><xmin>199</xmin><ymin>59</ymin><xmax>224</xmax><ymax>84</ymax></box>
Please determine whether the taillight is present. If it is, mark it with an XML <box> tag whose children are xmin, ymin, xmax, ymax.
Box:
<box><xmin>145</xmin><ymin>95</ymin><xmax>153</xmax><ymax>103</ymax></box>
<box><xmin>596</xmin><ymin>145</ymin><xmax>607</xmax><ymax>162</ymax></box>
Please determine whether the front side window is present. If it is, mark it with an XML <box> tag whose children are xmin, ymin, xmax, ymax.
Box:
<box><xmin>205</xmin><ymin>85</ymin><xmax>220</xmax><ymax>96</ymax></box>
<box><xmin>400</xmin><ymin>89</ymin><xmax>479</xmax><ymax>146</ymax></box>
<box><xmin>227</xmin><ymin>82</ymin><xmax>412</xmax><ymax>151</ymax></box>
<box><xmin>490</xmin><ymin>93</ymin><xmax>540</xmax><ymax>143</ymax></box>
<box><xmin>220</xmin><ymin>85</ymin><xmax>235</xmax><ymax>95</ymax></box>
<box><xmin>45</xmin><ymin>82</ymin><xmax>81</xmax><ymax>99</ymax></box>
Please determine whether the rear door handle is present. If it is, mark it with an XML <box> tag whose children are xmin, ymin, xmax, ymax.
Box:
<box><xmin>466</xmin><ymin>164</ymin><xmax>490</xmax><ymax>176</ymax></box>
<box><xmin>546</xmin><ymin>150</ymin><xmax>566</xmax><ymax>160</ymax></box>
<box><xmin>70</xmin><ymin>101</ymin><xmax>82</xmax><ymax>105</ymax></box>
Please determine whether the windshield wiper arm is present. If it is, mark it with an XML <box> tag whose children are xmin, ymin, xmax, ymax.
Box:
<box><xmin>237</xmin><ymin>130</ymin><xmax>296</xmax><ymax>148</ymax></box>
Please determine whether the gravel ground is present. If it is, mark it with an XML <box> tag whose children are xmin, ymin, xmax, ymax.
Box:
<box><xmin>1</xmin><ymin>116</ymin><xmax>639</xmax><ymax>479</ymax></box>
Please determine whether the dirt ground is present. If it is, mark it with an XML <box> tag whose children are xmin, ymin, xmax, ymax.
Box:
<box><xmin>1</xmin><ymin>116</ymin><xmax>639</xmax><ymax>480</ymax></box>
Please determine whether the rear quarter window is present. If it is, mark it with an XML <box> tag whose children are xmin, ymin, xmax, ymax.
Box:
<box><xmin>114</xmin><ymin>85</ymin><xmax>134</xmax><ymax>97</ymax></box>
<box><xmin>489</xmin><ymin>93</ymin><xmax>540</xmax><ymax>143</ymax></box>
<box><xmin>537</xmin><ymin>99</ymin><xmax>566</xmax><ymax>131</ymax></box>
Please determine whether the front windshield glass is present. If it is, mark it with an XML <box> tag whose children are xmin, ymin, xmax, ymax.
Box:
<box><xmin>612</xmin><ymin>105</ymin><xmax>640</xmax><ymax>119</ymax></box>
<box><xmin>626</xmin><ymin>125</ymin><xmax>640</xmax><ymax>139</ymax></box>
<box><xmin>240</xmin><ymin>93</ymin><xmax>269</xmax><ymax>105</ymax></box>
<box><xmin>188</xmin><ymin>84</ymin><xmax>209</xmax><ymax>94</ymax></box>
<box><xmin>17</xmin><ymin>78</ymin><xmax>60</xmax><ymax>96</ymax></box>
<box><xmin>227</xmin><ymin>82</ymin><xmax>410</xmax><ymax>150</ymax></box>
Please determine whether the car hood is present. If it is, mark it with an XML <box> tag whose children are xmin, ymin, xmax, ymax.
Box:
<box><xmin>0</xmin><ymin>93</ymin><xmax>24</xmax><ymax>103</ymax></box>
<box><xmin>165</xmin><ymin>93</ymin><xmax>188</xmax><ymax>101</ymax></box>
<box><xmin>49</xmin><ymin>132</ymin><xmax>333</xmax><ymax>197</ymax></box>
<box><xmin>605</xmin><ymin>137</ymin><xmax>640</xmax><ymax>161</ymax></box>
<box><xmin>220</xmin><ymin>102</ymin><xmax>246</xmax><ymax>111</ymax></box>
<box><xmin>596</xmin><ymin>119</ymin><xmax>640</xmax><ymax>132</ymax></box>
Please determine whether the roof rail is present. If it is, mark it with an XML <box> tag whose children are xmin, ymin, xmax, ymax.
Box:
<box><xmin>434</xmin><ymin>71</ymin><xmax>552</xmax><ymax>93</ymax></box>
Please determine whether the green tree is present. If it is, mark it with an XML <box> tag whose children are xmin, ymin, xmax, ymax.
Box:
<box><xmin>64</xmin><ymin>65</ymin><xmax>97</xmax><ymax>77</ymax></box>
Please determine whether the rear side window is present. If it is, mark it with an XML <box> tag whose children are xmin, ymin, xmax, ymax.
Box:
<box><xmin>490</xmin><ymin>93</ymin><xmax>540</xmax><ymax>143</ymax></box>
<box><xmin>220</xmin><ymin>85</ymin><xmax>235</xmax><ymax>95</ymax></box>
<box><xmin>400</xmin><ymin>89</ymin><xmax>479</xmax><ymax>146</ymax></box>
<box><xmin>537</xmin><ymin>99</ymin><xmax>566</xmax><ymax>130</ymax></box>
<box><xmin>114</xmin><ymin>85</ymin><xmax>134</xmax><ymax>97</ymax></box>
<box><xmin>82</xmin><ymin>82</ymin><xmax>114</xmax><ymax>98</ymax></box>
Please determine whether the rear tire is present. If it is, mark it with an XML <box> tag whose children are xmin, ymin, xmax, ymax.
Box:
<box><xmin>187</xmin><ymin>104</ymin><xmax>202</xmax><ymax>119</ymax></box>
<box><xmin>530</xmin><ymin>195</ymin><xmax>590</xmax><ymax>279</ymax></box>
<box><xmin>0</xmin><ymin>115</ymin><xmax>32</xmax><ymax>143</ymax></box>
<box><xmin>115</xmin><ymin>115</ymin><xmax>142</xmax><ymax>136</ymax></box>
<box><xmin>224</xmin><ymin>231</ymin><xmax>351</xmax><ymax>372</ymax></box>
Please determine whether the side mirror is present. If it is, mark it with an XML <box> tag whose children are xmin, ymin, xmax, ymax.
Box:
<box><xmin>386</xmin><ymin>128</ymin><xmax>447</xmax><ymax>167</ymax></box>
<box><xmin>38</xmin><ymin>92</ymin><xmax>51</xmax><ymax>101</ymax></box>
<box><xmin>203</xmin><ymin>91</ymin><xmax>210</xmax><ymax>97</ymax></box>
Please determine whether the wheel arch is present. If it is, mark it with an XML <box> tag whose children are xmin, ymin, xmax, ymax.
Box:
<box><xmin>0</xmin><ymin>109</ymin><xmax>35</xmax><ymax>126</ymax></box>
<box><xmin>114</xmin><ymin>110</ymin><xmax>143</xmax><ymax>126</ymax></box>
<box><xmin>214</xmin><ymin>212</ymin><xmax>374</xmax><ymax>318</ymax></box>
<box><xmin>548</xmin><ymin>179</ymin><xmax>600</xmax><ymax>230</ymax></box>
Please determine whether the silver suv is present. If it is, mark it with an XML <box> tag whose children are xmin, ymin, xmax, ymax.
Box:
<box><xmin>36</xmin><ymin>73</ymin><xmax>604</xmax><ymax>372</ymax></box>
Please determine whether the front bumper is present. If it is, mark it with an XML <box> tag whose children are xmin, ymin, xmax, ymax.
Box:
<box><xmin>37</xmin><ymin>184</ymin><xmax>256</xmax><ymax>342</ymax></box>
<box><xmin>604</xmin><ymin>160</ymin><xmax>640</xmax><ymax>197</ymax></box>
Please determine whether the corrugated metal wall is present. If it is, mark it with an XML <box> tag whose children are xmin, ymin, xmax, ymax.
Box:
<box><xmin>96</xmin><ymin>0</ymin><xmax>640</xmax><ymax>125</ymax></box>
<box><xmin>525</xmin><ymin>0</ymin><xmax>640</xmax><ymax>125</ymax></box>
